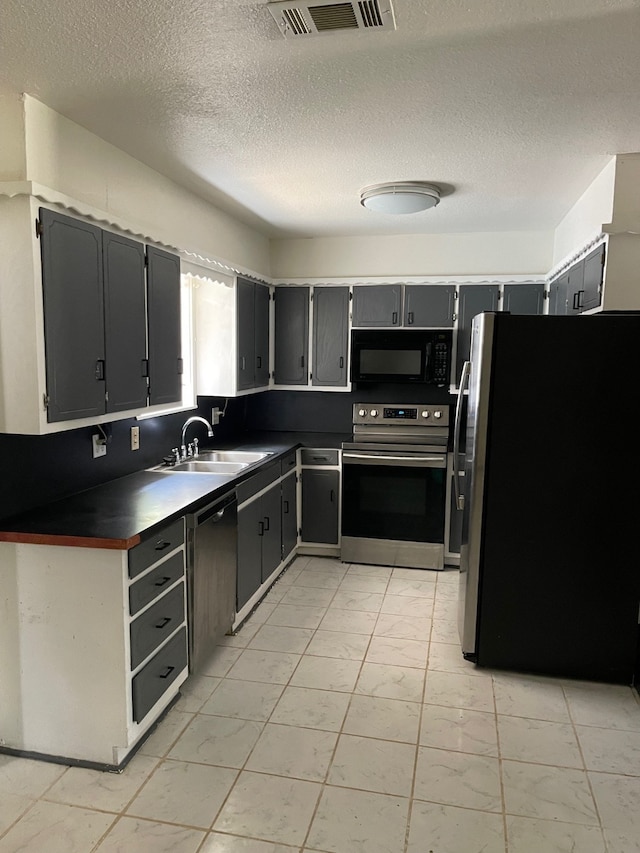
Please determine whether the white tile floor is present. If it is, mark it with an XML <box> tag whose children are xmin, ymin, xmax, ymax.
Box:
<box><xmin>1</xmin><ymin>555</ymin><xmax>640</xmax><ymax>852</ymax></box>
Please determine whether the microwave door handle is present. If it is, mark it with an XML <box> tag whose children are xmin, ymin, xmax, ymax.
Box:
<box><xmin>453</xmin><ymin>360</ymin><xmax>471</xmax><ymax>510</ymax></box>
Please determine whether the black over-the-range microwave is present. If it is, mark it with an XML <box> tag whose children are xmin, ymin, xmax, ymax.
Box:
<box><xmin>350</xmin><ymin>329</ymin><xmax>453</xmax><ymax>385</ymax></box>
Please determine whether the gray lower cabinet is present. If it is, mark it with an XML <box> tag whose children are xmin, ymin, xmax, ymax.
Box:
<box><xmin>274</xmin><ymin>287</ymin><xmax>310</xmax><ymax>385</ymax></box>
<box><xmin>281</xmin><ymin>473</ymin><xmax>298</xmax><ymax>562</ymax></box>
<box><xmin>404</xmin><ymin>285</ymin><xmax>455</xmax><ymax>327</ymax></box>
<box><xmin>237</xmin><ymin>482</ymin><xmax>283</xmax><ymax>609</ymax></box>
<box><xmin>301</xmin><ymin>469</ymin><xmax>339</xmax><ymax>544</ymax></box>
<box><xmin>352</xmin><ymin>284</ymin><xmax>402</xmax><ymax>327</ymax></box>
<box><xmin>312</xmin><ymin>287</ymin><xmax>349</xmax><ymax>386</ymax></box>
<box><xmin>455</xmin><ymin>284</ymin><xmax>499</xmax><ymax>384</ymax></box>
<box><xmin>237</xmin><ymin>277</ymin><xmax>270</xmax><ymax>391</ymax></box>
<box><xmin>503</xmin><ymin>283</ymin><xmax>545</xmax><ymax>315</ymax></box>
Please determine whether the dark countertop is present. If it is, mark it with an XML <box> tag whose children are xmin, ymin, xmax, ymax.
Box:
<box><xmin>0</xmin><ymin>431</ymin><xmax>350</xmax><ymax>550</ymax></box>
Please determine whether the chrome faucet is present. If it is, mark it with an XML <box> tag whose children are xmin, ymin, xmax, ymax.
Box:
<box><xmin>180</xmin><ymin>416</ymin><xmax>214</xmax><ymax>461</ymax></box>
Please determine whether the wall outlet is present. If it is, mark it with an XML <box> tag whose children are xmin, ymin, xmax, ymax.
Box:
<box><xmin>211</xmin><ymin>407</ymin><xmax>220</xmax><ymax>425</ymax></box>
<box><xmin>130</xmin><ymin>426</ymin><xmax>140</xmax><ymax>450</ymax></box>
<box><xmin>92</xmin><ymin>434</ymin><xmax>107</xmax><ymax>458</ymax></box>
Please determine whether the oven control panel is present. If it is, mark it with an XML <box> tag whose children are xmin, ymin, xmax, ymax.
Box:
<box><xmin>353</xmin><ymin>404</ymin><xmax>449</xmax><ymax>426</ymax></box>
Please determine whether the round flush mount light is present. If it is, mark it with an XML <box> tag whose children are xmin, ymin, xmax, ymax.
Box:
<box><xmin>360</xmin><ymin>181</ymin><xmax>441</xmax><ymax>215</ymax></box>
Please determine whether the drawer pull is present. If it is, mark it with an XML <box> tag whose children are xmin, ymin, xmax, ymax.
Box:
<box><xmin>154</xmin><ymin>540</ymin><xmax>171</xmax><ymax>552</ymax></box>
<box><xmin>313</xmin><ymin>456</ymin><xmax>327</xmax><ymax>462</ymax></box>
<box><xmin>154</xmin><ymin>576</ymin><xmax>171</xmax><ymax>587</ymax></box>
<box><xmin>159</xmin><ymin>665</ymin><xmax>175</xmax><ymax>679</ymax></box>
<box><xmin>155</xmin><ymin>617</ymin><xmax>172</xmax><ymax>629</ymax></box>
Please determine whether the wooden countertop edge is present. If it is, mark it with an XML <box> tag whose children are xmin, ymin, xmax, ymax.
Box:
<box><xmin>0</xmin><ymin>531</ymin><xmax>140</xmax><ymax>550</ymax></box>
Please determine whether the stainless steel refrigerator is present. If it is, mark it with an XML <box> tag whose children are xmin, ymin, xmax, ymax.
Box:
<box><xmin>455</xmin><ymin>311</ymin><xmax>640</xmax><ymax>684</ymax></box>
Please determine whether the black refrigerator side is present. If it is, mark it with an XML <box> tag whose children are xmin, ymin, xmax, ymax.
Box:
<box><xmin>457</xmin><ymin>312</ymin><xmax>640</xmax><ymax>684</ymax></box>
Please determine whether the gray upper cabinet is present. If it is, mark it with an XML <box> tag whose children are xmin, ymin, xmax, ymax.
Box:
<box><xmin>274</xmin><ymin>287</ymin><xmax>309</xmax><ymax>385</ymax></box>
<box><xmin>404</xmin><ymin>285</ymin><xmax>456</xmax><ymax>327</ymax></box>
<box><xmin>254</xmin><ymin>283</ymin><xmax>270</xmax><ymax>386</ymax></box>
<box><xmin>549</xmin><ymin>272</ymin><xmax>569</xmax><ymax>315</ymax></box>
<box><xmin>147</xmin><ymin>247</ymin><xmax>182</xmax><ymax>407</ymax></box>
<box><xmin>566</xmin><ymin>261</ymin><xmax>585</xmax><ymax>315</ymax></box>
<box><xmin>455</xmin><ymin>284</ymin><xmax>499</xmax><ymax>384</ymax></box>
<box><xmin>312</xmin><ymin>287</ymin><xmax>349</xmax><ymax>387</ymax></box>
<box><xmin>503</xmin><ymin>283</ymin><xmax>545</xmax><ymax>316</ymax></box>
<box><xmin>236</xmin><ymin>278</ymin><xmax>256</xmax><ymax>391</ymax></box>
<box><xmin>581</xmin><ymin>245</ymin><xmax>605</xmax><ymax>312</ymax></box>
<box><xmin>103</xmin><ymin>233</ymin><xmax>148</xmax><ymax>413</ymax></box>
<box><xmin>40</xmin><ymin>209</ymin><xmax>106</xmax><ymax>422</ymax></box>
<box><xmin>237</xmin><ymin>277</ymin><xmax>270</xmax><ymax>391</ymax></box>
<box><xmin>352</xmin><ymin>285</ymin><xmax>402</xmax><ymax>327</ymax></box>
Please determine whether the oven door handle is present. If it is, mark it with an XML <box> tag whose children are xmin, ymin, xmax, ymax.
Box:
<box><xmin>453</xmin><ymin>360</ymin><xmax>471</xmax><ymax>510</ymax></box>
<box><xmin>343</xmin><ymin>452</ymin><xmax>446</xmax><ymax>469</ymax></box>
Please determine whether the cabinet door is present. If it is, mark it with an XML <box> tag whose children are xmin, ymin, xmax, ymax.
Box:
<box><xmin>548</xmin><ymin>272</ymin><xmax>569</xmax><ymax>316</ymax></box>
<box><xmin>566</xmin><ymin>260</ymin><xmax>585</xmax><ymax>315</ymax></box>
<box><xmin>404</xmin><ymin>285</ymin><xmax>455</xmax><ymax>327</ymax></box>
<box><xmin>40</xmin><ymin>209</ymin><xmax>106</xmax><ymax>422</ymax></box>
<box><xmin>237</xmin><ymin>278</ymin><xmax>256</xmax><ymax>390</ymax></box>
<box><xmin>254</xmin><ymin>283</ymin><xmax>270</xmax><ymax>387</ymax></box>
<box><xmin>503</xmin><ymin>283</ymin><xmax>545</xmax><ymax>316</ymax></box>
<box><xmin>582</xmin><ymin>245</ymin><xmax>605</xmax><ymax>312</ymax></box>
<box><xmin>352</xmin><ymin>285</ymin><xmax>402</xmax><ymax>326</ymax></box>
<box><xmin>281</xmin><ymin>473</ymin><xmax>298</xmax><ymax>562</ymax></box>
<box><xmin>312</xmin><ymin>287</ymin><xmax>349</xmax><ymax>387</ymax></box>
<box><xmin>103</xmin><ymin>233</ymin><xmax>148</xmax><ymax>413</ymax></box>
<box><xmin>147</xmin><ymin>247</ymin><xmax>182</xmax><ymax>406</ymax></box>
<box><xmin>261</xmin><ymin>484</ymin><xmax>283</xmax><ymax>582</ymax></box>
<box><xmin>237</xmin><ymin>499</ymin><xmax>263</xmax><ymax>610</ymax></box>
<box><xmin>301</xmin><ymin>469</ymin><xmax>339</xmax><ymax>544</ymax></box>
<box><xmin>274</xmin><ymin>287</ymin><xmax>310</xmax><ymax>385</ymax></box>
<box><xmin>455</xmin><ymin>285</ymin><xmax>499</xmax><ymax>384</ymax></box>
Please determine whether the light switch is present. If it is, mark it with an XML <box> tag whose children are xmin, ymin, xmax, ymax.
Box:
<box><xmin>131</xmin><ymin>426</ymin><xmax>140</xmax><ymax>451</ymax></box>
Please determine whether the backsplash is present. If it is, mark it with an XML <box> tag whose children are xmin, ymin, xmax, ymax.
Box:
<box><xmin>0</xmin><ymin>386</ymin><xmax>454</xmax><ymax>520</ymax></box>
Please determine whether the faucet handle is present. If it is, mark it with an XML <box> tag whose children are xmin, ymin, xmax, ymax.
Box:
<box><xmin>193</xmin><ymin>437</ymin><xmax>199</xmax><ymax>457</ymax></box>
<box><xmin>171</xmin><ymin>447</ymin><xmax>180</xmax><ymax>465</ymax></box>
<box><xmin>187</xmin><ymin>442</ymin><xmax>194</xmax><ymax>458</ymax></box>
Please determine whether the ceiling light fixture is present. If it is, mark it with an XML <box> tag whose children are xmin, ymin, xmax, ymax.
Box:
<box><xmin>360</xmin><ymin>181</ymin><xmax>441</xmax><ymax>214</ymax></box>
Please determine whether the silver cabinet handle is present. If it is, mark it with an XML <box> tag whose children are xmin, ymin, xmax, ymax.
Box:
<box><xmin>453</xmin><ymin>360</ymin><xmax>470</xmax><ymax>510</ymax></box>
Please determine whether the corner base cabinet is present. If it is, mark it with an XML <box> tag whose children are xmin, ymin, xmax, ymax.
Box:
<box><xmin>0</xmin><ymin>522</ymin><xmax>188</xmax><ymax>769</ymax></box>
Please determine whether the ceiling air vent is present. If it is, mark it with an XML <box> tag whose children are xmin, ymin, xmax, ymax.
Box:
<box><xmin>267</xmin><ymin>0</ymin><xmax>396</xmax><ymax>38</ymax></box>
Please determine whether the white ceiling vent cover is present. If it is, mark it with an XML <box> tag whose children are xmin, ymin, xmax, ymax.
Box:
<box><xmin>267</xmin><ymin>0</ymin><xmax>396</xmax><ymax>38</ymax></box>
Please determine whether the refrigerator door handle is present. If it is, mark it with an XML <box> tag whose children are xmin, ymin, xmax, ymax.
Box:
<box><xmin>453</xmin><ymin>360</ymin><xmax>471</xmax><ymax>510</ymax></box>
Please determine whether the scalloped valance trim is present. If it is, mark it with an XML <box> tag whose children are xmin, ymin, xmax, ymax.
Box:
<box><xmin>0</xmin><ymin>181</ymin><xmax>265</xmax><ymax>282</ymax></box>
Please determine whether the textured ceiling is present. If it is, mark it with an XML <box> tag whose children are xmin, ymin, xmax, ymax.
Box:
<box><xmin>2</xmin><ymin>0</ymin><xmax>640</xmax><ymax>238</ymax></box>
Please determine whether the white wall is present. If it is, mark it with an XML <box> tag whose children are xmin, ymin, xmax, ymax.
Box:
<box><xmin>21</xmin><ymin>96</ymin><xmax>271</xmax><ymax>277</ymax></box>
<box><xmin>270</xmin><ymin>230</ymin><xmax>553</xmax><ymax>280</ymax></box>
<box><xmin>552</xmin><ymin>158</ymin><xmax>616</xmax><ymax>268</ymax></box>
<box><xmin>610</xmin><ymin>153</ymin><xmax>640</xmax><ymax>229</ymax></box>
<box><xmin>0</xmin><ymin>91</ymin><xmax>26</xmax><ymax>181</ymax></box>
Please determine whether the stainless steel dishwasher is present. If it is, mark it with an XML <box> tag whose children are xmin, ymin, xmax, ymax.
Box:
<box><xmin>186</xmin><ymin>491</ymin><xmax>237</xmax><ymax>673</ymax></box>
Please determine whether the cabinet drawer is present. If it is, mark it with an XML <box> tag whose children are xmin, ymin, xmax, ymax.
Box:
<box><xmin>300</xmin><ymin>448</ymin><xmax>339</xmax><ymax>466</ymax></box>
<box><xmin>132</xmin><ymin>627</ymin><xmax>188</xmax><ymax>723</ymax></box>
<box><xmin>129</xmin><ymin>517</ymin><xmax>184</xmax><ymax>579</ymax></box>
<box><xmin>280</xmin><ymin>450</ymin><xmax>297</xmax><ymax>477</ymax></box>
<box><xmin>129</xmin><ymin>551</ymin><xmax>185</xmax><ymax>616</ymax></box>
<box><xmin>236</xmin><ymin>462</ymin><xmax>280</xmax><ymax>504</ymax></box>
<box><xmin>130</xmin><ymin>584</ymin><xmax>185</xmax><ymax>670</ymax></box>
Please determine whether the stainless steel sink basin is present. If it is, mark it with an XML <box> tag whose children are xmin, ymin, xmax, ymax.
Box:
<box><xmin>196</xmin><ymin>451</ymin><xmax>271</xmax><ymax>465</ymax></box>
<box><xmin>150</xmin><ymin>449</ymin><xmax>273</xmax><ymax>476</ymax></box>
<box><xmin>169</xmin><ymin>460</ymin><xmax>248</xmax><ymax>474</ymax></box>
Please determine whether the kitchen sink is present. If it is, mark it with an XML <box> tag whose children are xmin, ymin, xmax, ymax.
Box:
<box><xmin>150</xmin><ymin>450</ymin><xmax>273</xmax><ymax>476</ymax></box>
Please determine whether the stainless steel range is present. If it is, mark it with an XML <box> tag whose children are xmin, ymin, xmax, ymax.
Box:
<box><xmin>341</xmin><ymin>403</ymin><xmax>450</xmax><ymax>570</ymax></box>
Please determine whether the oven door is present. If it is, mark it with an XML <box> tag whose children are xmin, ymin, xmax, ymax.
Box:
<box><xmin>341</xmin><ymin>450</ymin><xmax>447</xmax><ymax>569</ymax></box>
